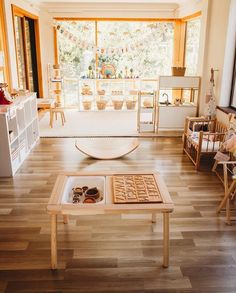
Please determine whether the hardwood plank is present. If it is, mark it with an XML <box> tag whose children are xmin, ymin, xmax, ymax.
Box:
<box><xmin>1</xmin><ymin>137</ymin><xmax>236</xmax><ymax>292</ymax></box>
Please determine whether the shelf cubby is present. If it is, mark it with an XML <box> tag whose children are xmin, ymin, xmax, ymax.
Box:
<box><xmin>24</xmin><ymin>100</ymin><xmax>33</xmax><ymax>125</ymax></box>
<box><xmin>16</xmin><ymin>106</ymin><xmax>26</xmax><ymax>133</ymax></box>
<box><xmin>0</xmin><ymin>93</ymin><xmax>39</xmax><ymax>177</ymax></box>
<box><xmin>8</xmin><ymin>115</ymin><xmax>18</xmax><ymax>143</ymax></box>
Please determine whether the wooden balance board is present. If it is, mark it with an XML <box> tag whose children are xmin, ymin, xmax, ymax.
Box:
<box><xmin>75</xmin><ymin>138</ymin><xmax>139</xmax><ymax>159</ymax></box>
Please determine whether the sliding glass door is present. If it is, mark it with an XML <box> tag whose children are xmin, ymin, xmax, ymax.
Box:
<box><xmin>25</xmin><ymin>18</ymin><xmax>38</xmax><ymax>94</ymax></box>
<box><xmin>12</xmin><ymin>5</ymin><xmax>42</xmax><ymax>98</ymax></box>
<box><xmin>0</xmin><ymin>0</ymin><xmax>10</xmax><ymax>86</ymax></box>
<box><xmin>14</xmin><ymin>15</ymin><xmax>27</xmax><ymax>89</ymax></box>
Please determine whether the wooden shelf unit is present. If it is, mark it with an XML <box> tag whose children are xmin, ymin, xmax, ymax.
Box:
<box><xmin>0</xmin><ymin>93</ymin><xmax>39</xmax><ymax>177</ymax></box>
<box><xmin>157</xmin><ymin>76</ymin><xmax>200</xmax><ymax>131</ymax></box>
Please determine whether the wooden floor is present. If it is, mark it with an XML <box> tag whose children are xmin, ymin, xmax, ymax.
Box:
<box><xmin>0</xmin><ymin>137</ymin><xmax>236</xmax><ymax>292</ymax></box>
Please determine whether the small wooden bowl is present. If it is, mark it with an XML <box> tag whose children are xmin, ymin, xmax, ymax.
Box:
<box><xmin>72</xmin><ymin>187</ymin><xmax>83</xmax><ymax>196</ymax></box>
<box><xmin>83</xmin><ymin>197</ymin><xmax>96</xmax><ymax>203</ymax></box>
<box><xmin>85</xmin><ymin>187</ymin><xmax>100</xmax><ymax>199</ymax></box>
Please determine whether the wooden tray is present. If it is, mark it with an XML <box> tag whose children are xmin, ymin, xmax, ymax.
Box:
<box><xmin>112</xmin><ymin>174</ymin><xmax>162</xmax><ymax>204</ymax></box>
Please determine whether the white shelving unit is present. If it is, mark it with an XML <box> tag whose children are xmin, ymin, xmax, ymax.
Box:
<box><xmin>137</xmin><ymin>79</ymin><xmax>158</xmax><ymax>133</ymax></box>
<box><xmin>0</xmin><ymin>93</ymin><xmax>39</xmax><ymax>177</ymax></box>
<box><xmin>158</xmin><ymin>76</ymin><xmax>200</xmax><ymax>131</ymax></box>
<box><xmin>78</xmin><ymin>78</ymin><xmax>140</xmax><ymax>111</ymax></box>
<box><xmin>137</xmin><ymin>91</ymin><xmax>158</xmax><ymax>133</ymax></box>
<box><xmin>47</xmin><ymin>64</ymin><xmax>63</xmax><ymax>106</ymax></box>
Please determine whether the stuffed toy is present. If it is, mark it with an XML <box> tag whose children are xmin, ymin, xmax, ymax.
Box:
<box><xmin>223</xmin><ymin>133</ymin><xmax>236</xmax><ymax>156</ymax></box>
<box><xmin>0</xmin><ymin>83</ymin><xmax>13</xmax><ymax>105</ymax></box>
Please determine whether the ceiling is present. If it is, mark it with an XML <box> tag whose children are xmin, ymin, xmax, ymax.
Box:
<box><xmin>35</xmin><ymin>0</ymin><xmax>188</xmax><ymax>3</ymax></box>
<box><xmin>31</xmin><ymin>0</ymin><xmax>201</xmax><ymax>17</ymax></box>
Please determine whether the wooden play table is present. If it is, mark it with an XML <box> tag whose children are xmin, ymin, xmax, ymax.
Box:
<box><xmin>47</xmin><ymin>171</ymin><xmax>174</xmax><ymax>269</ymax></box>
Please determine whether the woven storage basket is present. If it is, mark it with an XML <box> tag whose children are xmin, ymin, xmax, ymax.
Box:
<box><xmin>82</xmin><ymin>101</ymin><xmax>92</xmax><ymax>110</ymax></box>
<box><xmin>172</xmin><ymin>67</ymin><xmax>186</xmax><ymax>76</ymax></box>
<box><xmin>113</xmin><ymin>100</ymin><xmax>124</xmax><ymax>110</ymax></box>
<box><xmin>53</xmin><ymin>64</ymin><xmax>60</xmax><ymax>69</ymax></box>
<box><xmin>96</xmin><ymin>101</ymin><xmax>107</xmax><ymax>110</ymax></box>
<box><xmin>54</xmin><ymin>89</ymin><xmax>61</xmax><ymax>94</ymax></box>
<box><xmin>126</xmin><ymin>100</ymin><xmax>136</xmax><ymax>110</ymax></box>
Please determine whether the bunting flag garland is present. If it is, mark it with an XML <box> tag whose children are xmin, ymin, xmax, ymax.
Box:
<box><xmin>55</xmin><ymin>23</ymin><xmax>161</xmax><ymax>54</ymax></box>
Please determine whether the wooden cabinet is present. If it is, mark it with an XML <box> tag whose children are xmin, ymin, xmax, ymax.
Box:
<box><xmin>0</xmin><ymin>93</ymin><xmax>39</xmax><ymax>177</ymax></box>
<box><xmin>158</xmin><ymin>76</ymin><xmax>200</xmax><ymax>131</ymax></box>
<box><xmin>158</xmin><ymin>105</ymin><xmax>197</xmax><ymax>129</ymax></box>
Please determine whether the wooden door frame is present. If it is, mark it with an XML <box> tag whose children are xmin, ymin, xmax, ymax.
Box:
<box><xmin>12</xmin><ymin>4</ymin><xmax>43</xmax><ymax>98</ymax></box>
<box><xmin>0</xmin><ymin>0</ymin><xmax>11</xmax><ymax>90</ymax></box>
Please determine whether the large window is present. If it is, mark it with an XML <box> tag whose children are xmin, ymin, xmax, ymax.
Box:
<box><xmin>12</xmin><ymin>5</ymin><xmax>43</xmax><ymax>98</ymax></box>
<box><xmin>0</xmin><ymin>0</ymin><xmax>9</xmax><ymax>85</ymax></box>
<box><xmin>230</xmin><ymin>49</ymin><xmax>236</xmax><ymax>108</ymax></box>
<box><xmin>56</xmin><ymin>20</ymin><xmax>174</xmax><ymax>78</ymax></box>
<box><xmin>97</xmin><ymin>21</ymin><xmax>174</xmax><ymax>78</ymax></box>
<box><xmin>0</xmin><ymin>19</ymin><xmax>6</xmax><ymax>84</ymax></box>
<box><xmin>14</xmin><ymin>15</ymin><xmax>27</xmax><ymax>89</ymax></box>
<box><xmin>184</xmin><ymin>18</ymin><xmax>201</xmax><ymax>76</ymax></box>
<box><xmin>57</xmin><ymin>21</ymin><xmax>96</xmax><ymax>77</ymax></box>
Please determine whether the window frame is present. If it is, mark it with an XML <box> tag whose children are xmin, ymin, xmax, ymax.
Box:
<box><xmin>229</xmin><ymin>48</ymin><xmax>236</xmax><ymax>109</ymax></box>
<box><xmin>184</xmin><ymin>17</ymin><xmax>201</xmax><ymax>76</ymax></box>
<box><xmin>54</xmin><ymin>17</ymin><xmax>177</xmax><ymax>73</ymax></box>
<box><xmin>54</xmin><ymin>14</ymin><xmax>201</xmax><ymax>78</ymax></box>
<box><xmin>12</xmin><ymin>4</ymin><xmax>43</xmax><ymax>98</ymax></box>
<box><xmin>0</xmin><ymin>0</ymin><xmax>11</xmax><ymax>88</ymax></box>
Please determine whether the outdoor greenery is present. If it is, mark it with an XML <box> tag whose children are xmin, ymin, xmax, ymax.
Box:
<box><xmin>57</xmin><ymin>21</ymin><xmax>95</xmax><ymax>76</ymax></box>
<box><xmin>185</xmin><ymin>18</ymin><xmax>201</xmax><ymax>76</ymax></box>
<box><xmin>57</xmin><ymin>19</ymin><xmax>201</xmax><ymax>106</ymax></box>
<box><xmin>57</xmin><ymin>20</ymin><xmax>174</xmax><ymax>78</ymax></box>
<box><xmin>97</xmin><ymin>21</ymin><xmax>174</xmax><ymax>78</ymax></box>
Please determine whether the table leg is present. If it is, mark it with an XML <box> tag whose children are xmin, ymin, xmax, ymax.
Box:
<box><xmin>63</xmin><ymin>215</ymin><xmax>69</xmax><ymax>224</ymax></box>
<box><xmin>163</xmin><ymin>212</ymin><xmax>169</xmax><ymax>268</ymax></box>
<box><xmin>152</xmin><ymin>213</ymin><xmax>156</xmax><ymax>223</ymax></box>
<box><xmin>50</xmin><ymin>109</ymin><xmax>53</xmax><ymax>128</ymax></box>
<box><xmin>51</xmin><ymin>213</ymin><xmax>57</xmax><ymax>270</ymax></box>
<box><xmin>226</xmin><ymin>198</ymin><xmax>232</xmax><ymax>225</ymax></box>
<box><xmin>217</xmin><ymin>180</ymin><xmax>236</xmax><ymax>213</ymax></box>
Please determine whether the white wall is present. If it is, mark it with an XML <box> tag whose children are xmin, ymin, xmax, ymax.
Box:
<box><xmin>197</xmin><ymin>0</ymin><xmax>231</xmax><ymax>115</ymax></box>
<box><xmin>38</xmin><ymin>10</ymin><xmax>54</xmax><ymax>98</ymax></box>
<box><xmin>177</xmin><ymin>0</ymin><xmax>203</xmax><ymax>18</ymax></box>
<box><xmin>3</xmin><ymin>0</ymin><xmax>39</xmax><ymax>89</ymax></box>
<box><xmin>219</xmin><ymin>0</ymin><xmax>236</xmax><ymax>107</ymax></box>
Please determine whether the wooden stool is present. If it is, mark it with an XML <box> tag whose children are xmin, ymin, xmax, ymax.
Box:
<box><xmin>50</xmin><ymin>108</ymin><xmax>66</xmax><ymax>128</ymax></box>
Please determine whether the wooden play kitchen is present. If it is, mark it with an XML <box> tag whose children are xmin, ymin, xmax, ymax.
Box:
<box><xmin>47</xmin><ymin>171</ymin><xmax>174</xmax><ymax>269</ymax></box>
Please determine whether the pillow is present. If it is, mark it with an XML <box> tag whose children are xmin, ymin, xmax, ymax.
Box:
<box><xmin>223</xmin><ymin>134</ymin><xmax>236</xmax><ymax>151</ymax></box>
<box><xmin>214</xmin><ymin>151</ymin><xmax>230</xmax><ymax>161</ymax></box>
